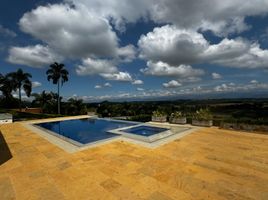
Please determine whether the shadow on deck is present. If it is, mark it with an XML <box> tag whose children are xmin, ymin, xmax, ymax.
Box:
<box><xmin>0</xmin><ymin>131</ymin><xmax>12</xmax><ymax>165</ymax></box>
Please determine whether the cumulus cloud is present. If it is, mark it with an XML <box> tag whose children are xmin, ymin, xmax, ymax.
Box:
<box><xmin>76</xmin><ymin>57</ymin><xmax>133</xmax><ymax>82</ymax></box>
<box><xmin>139</xmin><ymin>25</ymin><xmax>268</xmax><ymax>69</ymax></box>
<box><xmin>67</xmin><ymin>0</ymin><xmax>268</xmax><ymax>36</ymax></box>
<box><xmin>212</xmin><ymin>73</ymin><xmax>222</xmax><ymax>79</ymax></box>
<box><xmin>211</xmin><ymin>42</ymin><xmax>268</xmax><ymax>68</ymax></box>
<box><xmin>104</xmin><ymin>82</ymin><xmax>112</xmax><ymax>87</ymax></box>
<box><xmin>213</xmin><ymin>82</ymin><xmax>268</xmax><ymax>93</ymax></box>
<box><xmin>132</xmin><ymin>80</ymin><xmax>143</xmax><ymax>85</ymax></box>
<box><xmin>149</xmin><ymin>0</ymin><xmax>268</xmax><ymax>36</ymax></box>
<box><xmin>163</xmin><ymin>80</ymin><xmax>182</xmax><ymax>88</ymax></box>
<box><xmin>76</xmin><ymin>58</ymin><xmax>117</xmax><ymax>75</ymax></box>
<box><xmin>94</xmin><ymin>82</ymin><xmax>112</xmax><ymax>89</ymax></box>
<box><xmin>136</xmin><ymin>87</ymin><xmax>144</xmax><ymax>91</ymax></box>
<box><xmin>32</xmin><ymin>81</ymin><xmax>42</xmax><ymax>88</ymax></box>
<box><xmin>101</xmin><ymin>72</ymin><xmax>133</xmax><ymax>82</ymax></box>
<box><xmin>141</xmin><ymin>61</ymin><xmax>204</xmax><ymax>81</ymax></box>
<box><xmin>7</xmin><ymin>45</ymin><xmax>62</xmax><ymax>68</ymax></box>
<box><xmin>19</xmin><ymin>3</ymin><xmax>119</xmax><ymax>59</ymax></box>
<box><xmin>250</xmin><ymin>80</ymin><xmax>258</xmax><ymax>84</ymax></box>
<box><xmin>139</xmin><ymin>25</ymin><xmax>208</xmax><ymax>65</ymax></box>
<box><xmin>74</xmin><ymin>81</ymin><xmax>268</xmax><ymax>102</ymax></box>
<box><xmin>117</xmin><ymin>44</ymin><xmax>136</xmax><ymax>62</ymax></box>
<box><xmin>65</xmin><ymin>0</ymin><xmax>151</xmax><ymax>32</ymax></box>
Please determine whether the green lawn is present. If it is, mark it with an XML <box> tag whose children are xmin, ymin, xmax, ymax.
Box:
<box><xmin>0</xmin><ymin>108</ymin><xmax>65</xmax><ymax>121</ymax></box>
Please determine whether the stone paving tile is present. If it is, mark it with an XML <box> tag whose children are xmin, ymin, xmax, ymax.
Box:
<box><xmin>0</xmin><ymin>120</ymin><xmax>268</xmax><ymax>200</ymax></box>
<box><xmin>0</xmin><ymin>176</ymin><xmax>16</xmax><ymax>200</ymax></box>
<box><xmin>147</xmin><ymin>191</ymin><xmax>174</xmax><ymax>200</ymax></box>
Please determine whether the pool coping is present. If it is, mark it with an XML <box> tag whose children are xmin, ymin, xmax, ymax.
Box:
<box><xmin>22</xmin><ymin>116</ymin><xmax>201</xmax><ymax>153</ymax></box>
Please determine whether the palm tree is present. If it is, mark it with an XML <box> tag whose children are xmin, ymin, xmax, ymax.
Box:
<box><xmin>0</xmin><ymin>74</ymin><xmax>13</xmax><ymax>100</ymax></box>
<box><xmin>0</xmin><ymin>77</ymin><xmax>13</xmax><ymax>100</ymax></box>
<box><xmin>32</xmin><ymin>90</ymin><xmax>52</xmax><ymax>112</ymax></box>
<box><xmin>7</xmin><ymin>69</ymin><xmax>32</xmax><ymax>111</ymax></box>
<box><xmin>46</xmin><ymin>62</ymin><xmax>69</xmax><ymax>114</ymax></box>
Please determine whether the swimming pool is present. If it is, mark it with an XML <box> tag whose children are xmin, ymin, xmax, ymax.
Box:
<box><xmin>31</xmin><ymin>117</ymin><xmax>196</xmax><ymax>151</ymax></box>
<box><xmin>35</xmin><ymin>118</ymin><xmax>138</xmax><ymax>145</ymax></box>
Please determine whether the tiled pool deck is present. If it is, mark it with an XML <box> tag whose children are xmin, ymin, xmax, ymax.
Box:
<box><xmin>0</xmin><ymin>116</ymin><xmax>268</xmax><ymax>199</ymax></box>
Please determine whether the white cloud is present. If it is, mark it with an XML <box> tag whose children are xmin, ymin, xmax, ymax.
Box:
<box><xmin>250</xmin><ymin>80</ymin><xmax>258</xmax><ymax>84</ymax></box>
<box><xmin>149</xmin><ymin>0</ymin><xmax>268</xmax><ymax>36</ymax></box>
<box><xmin>32</xmin><ymin>81</ymin><xmax>42</xmax><ymax>88</ymax></box>
<box><xmin>138</xmin><ymin>25</ymin><xmax>208</xmax><ymax>65</ymax></box>
<box><xmin>95</xmin><ymin>82</ymin><xmax>112</xmax><ymax>89</ymax></box>
<box><xmin>76</xmin><ymin>57</ymin><xmax>132</xmax><ymax>82</ymax></box>
<box><xmin>137</xmin><ymin>87</ymin><xmax>144</xmax><ymax>91</ymax></box>
<box><xmin>7</xmin><ymin>45</ymin><xmax>61</xmax><ymax>68</ymax></box>
<box><xmin>213</xmin><ymin>82</ymin><xmax>268</xmax><ymax>93</ymax></box>
<box><xmin>104</xmin><ymin>82</ymin><xmax>112</xmax><ymax>87</ymax></box>
<box><xmin>65</xmin><ymin>0</ymin><xmax>151</xmax><ymax>32</ymax></box>
<box><xmin>76</xmin><ymin>57</ymin><xmax>117</xmax><ymax>75</ymax></box>
<box><xmin>163</xmin><ymin>80</ymin><xmax>182</xmax><ymax>88</ymax></box>
<box><xmin>212</xmin><ymin>73</ymin><xmax>222</xmax><ymax>79</ymax></box>
<box><xmin>141</xmin><ymin>61</ymin><xmax>204</xmax><ymax>80</ymax></box>
<box><xmin>132</xmin><ymin>79</ymin><xmax>143</xmax><ymax>85</ymax></box>
<box><xmin>74</xmin><ymin>81</ymin><xmax>268</xmax><ymax>102</ymax></box>
<box><xmin>101</xmin><ymin>72</ymin><xmax>133</xmax><ymax>82</ymax></box>
<box><xmin>67</xmin><ymin>0</ymin><xmax>268</xmax><ymax>36</ymax></box>
<box><xmin>117</xmin><ymin>44</ymin><xmax>136</xmax><ymax>62</ymax></box>
<box><xmin>211</xmin><ymin>42</ymin><xmax>268</xmax><ymax>68</ymax></box>
<box><xmin>19</xmin><ymin>3</ymin><xmax>118</xmax><ymax>58</ymax></box>
<box><xmin>0</xmin><ymin>25</ymin><xmax>16</xmax><ymax>37</ymax></box>
<box><xmin>139</xmin><ymin>25</ymin><xmax>268</xmax><ymax>69</ymax></box>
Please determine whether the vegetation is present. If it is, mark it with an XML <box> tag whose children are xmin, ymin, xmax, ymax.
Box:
<box><xmin>90</xmin><ymin>99</ymin><xmax>268</xmax><ymax>125</ymax></box>
<box><xmin>192</xmin><ymin>108</ymin><xmax>213</xmax><ymax>121</ymax></box>
<box><xmin>32</xmin><ymin>91</ymin><xmax>58</xmax><ymax>114</ymax></box>
<box><xmin>7</xmin><ymin>69</ymin><xmax>32</xmax><ymax>111</ymax></box>
<box><xmin>0</xmin><ymin>108</ymin><xmax>64</xmax><ymax>121</ymax></box>
<box><xmin>46</xmin><ymin>62</ymin><xmax>69</xmax><ymax>114</ymax></box>
<box><xmin>0</xmin><ymin>73</ymin><xmax>14</xmax><ymax>106</ymax></box>
<box><xmin>63</xmin><ymin>98</ymin><xmax>87</xmax><ymax>115</ymax></box>
<box><xmin>152</xmin><ymin>110</ymin><xmax>166</xmax><ymax>117</ymax></box>
<box><xmin>170</xmin><ymin>111</ymin><xmax>185</xmax><ymax>118</ymax></box>
<box><xmin>1</xmin><ymin>67</ymin><xmax>268</xmax><ymax>126</ymax></box>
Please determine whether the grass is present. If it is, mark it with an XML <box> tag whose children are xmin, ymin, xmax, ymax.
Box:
<box><xmin>0</xmin><ymin>108</ymin><xmax>65</xmax><ymax>121</ymax></box>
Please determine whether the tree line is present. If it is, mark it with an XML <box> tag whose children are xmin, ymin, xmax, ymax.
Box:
<box><xmin>0</xmin><ymin>62</ymin><xmax>87</xmax><ymax>115</ymax></box>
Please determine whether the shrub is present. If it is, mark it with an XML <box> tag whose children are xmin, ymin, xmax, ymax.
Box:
<box><xmin>193</xmin><ymin>108</ymin><xmax>213</xmax><ymax>120</ymax></box>
<box><xmin>170</xmin><ymin>111</ymin><xmax>185</xmax><ymax>118</ymax></box>
<box><xmin>128</xmin><ymin>114</ymin><xmax>151</xmax><ymax>122</ymax></box>
<box><xmin>152</xmin><ymin>110</ymin><xmax>166</xmax><ymax>117</ymax></box>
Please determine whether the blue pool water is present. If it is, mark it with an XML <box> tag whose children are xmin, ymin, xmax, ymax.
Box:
<box><xmin>35</xmin><ymin>118</ymin><xmax>138</xmax><ymax>145</ymax></box>
<box><xmin>122</xmin><ymin>126</ymin><xmax>169</xmax><ymax>136</ymax></box>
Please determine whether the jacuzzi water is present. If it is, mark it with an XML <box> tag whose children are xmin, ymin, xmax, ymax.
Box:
<box><xmin>121</xmin><ymin>125</ymin><xmax>169</xmax><ymax>136</ymax></box>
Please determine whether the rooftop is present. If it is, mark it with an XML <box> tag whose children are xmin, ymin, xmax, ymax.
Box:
<box><xmin>0</xmin><ymin>118</ymin><xmax>268</xmax><ymax>199</ymax></box>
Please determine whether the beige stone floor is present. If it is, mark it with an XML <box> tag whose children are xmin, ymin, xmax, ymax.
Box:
<box><xmin>0</xmin><ymin>120</ymin><xmax>268</xmax><ymax>200</ymax></box>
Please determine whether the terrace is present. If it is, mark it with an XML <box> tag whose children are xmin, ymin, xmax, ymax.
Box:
<box><xmin>0</xmin><ymin>116</ymin><xmax>268</xmax><ymax>199</ymax></box>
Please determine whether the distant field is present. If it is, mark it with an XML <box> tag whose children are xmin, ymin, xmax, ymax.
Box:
<box><xmin>88</xmin><ymin>98</ymin><xmax>268</xmax><ymax>125</ymax></box>
<box><xmin>1</xmin><ymin>98</ymin><xmax>268</xmax><ymax>125</ymax></box>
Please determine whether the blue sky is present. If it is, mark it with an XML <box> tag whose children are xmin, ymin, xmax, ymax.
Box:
<box><xmin>1</xmin><ymin>0</ymin><xmax>268</xmax><ymax>102</ymax></box>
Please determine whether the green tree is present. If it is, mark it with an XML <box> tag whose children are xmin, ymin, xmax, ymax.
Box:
<box><xmin>7</xmin><ymin>69</ymin><xmax>32</xmax><ymax>111</ymax></box>
<box><xmin>66</xmin><ymin>98</ymin><xmax>87</xmax><ymax>115</ymax></box>
<box><xmin>46</xmin><ymin>62</ymin><xmax>69</xmax><ymax>114</ymax></box>
<box><xmin>32</xmin><ymin>91</ymin><xmax>52</xmax><ymax>113</ymax></box>
<box><xmin>0</xmin><ymin>74</ymin><xmax>12</xmax><ymax>99</ymax></box>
